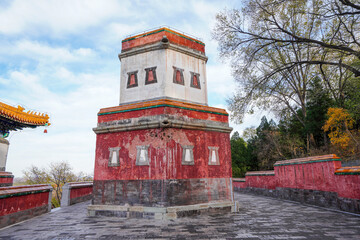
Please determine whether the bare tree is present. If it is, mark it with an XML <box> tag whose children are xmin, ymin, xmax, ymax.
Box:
<box><xmin>213</xmin><ymin>0</ymin><xmax>360</xmax><ymax>123</ymax></box>
<box><xmin>23</xmin><ymin>161</ymin><xmax>92</xmax><ymax>208</ymax></box>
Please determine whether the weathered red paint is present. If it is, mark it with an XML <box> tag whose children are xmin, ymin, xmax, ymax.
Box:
<box><xmin>0</xmin><ymin>185</ymin><xmax>51</xmax><ymax>216</ymax></box>
<box><xmin>246</xmin><ymin>175</ymin><xmax>277</xmax><ymax>190</ymax></box>
<box><xmin>275</xmin><ymin>160</ymin><xmax>341</xmax><ymax>192</ymax></box>
<box><xmin>233</xmin><ymin>178</ymin><xmax>246</xmax><ymax>189</ymax></box>
<box><xmin>335</xmin><ymin>175</ymin><xmax>360</xmax><ymax>199</ymax></box>
<box><xmin>70</xmin><ymin>186</ymin><xmax>93</xmax><ymax>200</ymax></box>
<box><xmin>94</xmin><ymin>128</ymin><xmax>232</xmax><ymax>181</ymax></box>
<box><xmin>122</xmin><ymin>28</ymin><xmax>205</xmax><ymax>53</ymax></box>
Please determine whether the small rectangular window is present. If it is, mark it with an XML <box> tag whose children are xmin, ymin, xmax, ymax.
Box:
<box><xmin>145</xmin><ymin>67</ymin><xmax>157</xmax><ymax>85</ymax></box>
<box><xmin>208</xmin><ymin>146</ymin><xmax>219</xmax><ymax>165</ymax></box>
<box><xmin>190</xmin><ymin>72</ymin><xmax>201</xmax><ymax>89</ymax></box>
<box><xmin>136</xmin><ymin>145</ymin><xmax>150</xmax><ymax>166</ymax></box>
<box><xmin>108</xmin><ymin>147</ymin><xmax>121</xmax><ymax>167</ymax></box>
<box><xmin>181</xmin><ymin>145</ymin><xmax>194</xmax><ymax>165</ymax></box>
<box><xmin>127</xmin><ymin>71</ymin><xmax>138</xmax><ymax>88</ymax></box>
<box><xmin>173</xmin><ymin>66</ymin><xmax>184</xmax><ymax>85</ymax></box>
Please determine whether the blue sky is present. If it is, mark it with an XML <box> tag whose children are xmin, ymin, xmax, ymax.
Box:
<box><xmin>0</xmin><ymin>0</ymin><xmax>264</xmax><ymax>177</ymax></box>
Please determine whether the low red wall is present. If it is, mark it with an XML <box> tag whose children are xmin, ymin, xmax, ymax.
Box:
<box><xmin>334</xmin><ymin>166</ymin><xmax>360</xmax><ymax>199</ymax></box>
<box><xmin>233</xmin><ymin>154</ymin><xmax>360</xmax><ymax>213</ymax></box>
<box><xmin>274</xmin><ymin>155</ymin><xmax>341</xmax><ymax>192</ymax></box>
<box><xmin>61</xmin><ymin>182</ymin><xmax>93</xmax><ymax>207</ymax></box>
<box><xmin>233</xmin><ymin>178</ymin><xmax>246</xmax><ymax>189</ymax></box>
<box><xmin>245</xmin><ymin>171</ymin><xmax>277</xmax><ymax>190</ymax></box>
<box><xmin>70</xmin><ymin>184</ymin><xmax>93</xmax><ymax>200</ymax></box>
<box><xmin>0</xmin><ymin>184</ymin><xmax>52</xmax><ymax>228</ymax></box>
<box><xmin>0</xmin><ymin>172</ymin><xmax>14</xmax><ymax>187</ymax></box>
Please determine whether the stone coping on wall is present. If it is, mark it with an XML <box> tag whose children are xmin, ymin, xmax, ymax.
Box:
<box><xmin>274</xmin><ymin>154</ymin><xmax>340</xmax><ymax>166</ymax></box>
<box><xmin>0</xmin><ymin>184</ymin><xmax>52</xmax><ymax>199</ymax></box>
<box><xmin>233</xmin><ymin>178</ymin><xmax>246</xmax><ymax>182</ymax></box>
<box><xmin>245</xmin><ymin>171</ymin><xmax>275</xmax><ymax>176</ymax></box>
<box><xmin>335</xmin><ymin>166</ymin><xmax>360</xmax><ymax>175</ymax></box>
<box><xmin>0</xmin><ymin>172</ymin><xmax>14</xmax><ymax>178</ymax></box>
<box><xmin>65</xmin><ymin>181</ymin><xmax>93</xmax><ymax>189</ymax></box>
<box><xmin>98</xmin><ymin>99</ymin><xmax>228</xmax><ymax>116</ymax></box>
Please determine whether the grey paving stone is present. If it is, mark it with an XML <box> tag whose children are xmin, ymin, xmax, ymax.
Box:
<box><xmin>0</xmin><ymin>192</ymin><xmax>359</xmax><ymax>239</ymax></box>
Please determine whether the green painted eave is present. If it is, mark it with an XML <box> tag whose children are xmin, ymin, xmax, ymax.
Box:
<box><xmin>335</xmin><ymin>172</ymin><xmax>360</xmax><ymax>175</ymax></box>
<box><xmin>0</xmin><ymin>189</ymin><xmax>50</xmax><ymax>199</ymax></box>
<box><xmin>0</xmin><ymin>175</ymin><xmax>14</xmax><ymax>178</ymax></box>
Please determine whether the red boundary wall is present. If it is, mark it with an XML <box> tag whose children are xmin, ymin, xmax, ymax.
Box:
<box><xmin>0</xmin><ymin>184</ymin><xmax>52</xmax><ymax>228</ymax></box>
<box><xmin>60</xmin><ymin>182</ymin><xmax>93</xmax><ymax>207</ymax></box>
<box><xmin>233</xmin><ymin>154</ymin><xmax>360</xmax><ymax>213</ymax></box>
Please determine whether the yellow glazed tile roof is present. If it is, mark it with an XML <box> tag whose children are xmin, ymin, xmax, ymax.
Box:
<box><xmin>0</xmin><ymin>101</ymin><xmax>50</xmax><ymax>126</ymax></box>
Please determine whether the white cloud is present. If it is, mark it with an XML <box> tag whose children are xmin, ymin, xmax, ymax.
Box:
<box><xmin>0</xmin><ymin>0</ymin><xmax>130</xmax><ymax>36</ymax></box>
<box><xmin>0</xmin><ymin>40</ymin><xmax>95</xmax><ymax>63</ymax></box>
<box><xmin>207</xmin><ymin>63</ymin><xmax>236</xmax><ymax>95</ymax></box>
<box><xmin>5</xmin><ymin>69</ymin><xmax>118</xmax><ymax>176</ymax></box>
<box><xmin>0</xmin><ymin>0</ymin><xmax>262</xmax><ymax>178</ymax></box>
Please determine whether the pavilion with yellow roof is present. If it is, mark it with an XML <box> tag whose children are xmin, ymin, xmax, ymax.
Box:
<box><xmin>0</xmin><ymin>100</ymin><xmax>50</xmax><ymax>186</ymax></box>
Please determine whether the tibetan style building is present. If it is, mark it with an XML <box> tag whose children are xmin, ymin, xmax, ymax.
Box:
<box><xmin>89</xmin><ymin>27</ymin><xmax>238</xmax><ymax>219</ymax></box>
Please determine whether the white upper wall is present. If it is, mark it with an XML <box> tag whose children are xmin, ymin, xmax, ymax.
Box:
<box><xmin>119</xmin><ymin>45</ymin><xmax>208</xmax><ymax>105</ymax></box>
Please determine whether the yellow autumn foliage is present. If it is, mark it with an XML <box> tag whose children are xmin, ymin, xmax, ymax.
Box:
<box><xmin>323</xmin><ymin>108</ymin><xmax>355</xmax><ymax>151</ymax></box>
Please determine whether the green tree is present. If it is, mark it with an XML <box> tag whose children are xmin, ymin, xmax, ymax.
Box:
<box><xmin>231</xmin><ymin>131</ymin><xmax>250</xmax><ymax>177</ymax></box>
<box><xmin>305</xmin><ymin>76</ymin><xmax>334</xmax><ymax>148</ymax></box>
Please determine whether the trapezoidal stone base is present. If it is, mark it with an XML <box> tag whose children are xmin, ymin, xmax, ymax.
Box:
<box><xmin>88</xmin><ymin>201</ymin><xmax>239</xmax><ymax>219</ymax></box>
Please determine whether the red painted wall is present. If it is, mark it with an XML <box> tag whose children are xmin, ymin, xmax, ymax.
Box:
<box><xmin>233</xmin><ymin>155</ymin><xmax>360</xmax><ymax>200</ymax></box>
<box><xmin>246</xmin><ymin>175</ymin><xmax>277</xmax><ymax>190</ymax></box>
<box><xmin>0</xmin><ymin>185</ymin><xmax>51</xmax><ymax>216</ymax></box>
<box><xmin>275</xmin><ymin>161</ymin><xmax>341</xmax><ymax>192</ymax></box>
<box><xmin>94</xmin><ymin>128</ymin><xmax>232</xmax><ymax>181</ymax></box>
<box><xmin>70</xmin><ymin>186</ymin><xmax>93</xmax><ymax>200</ymax></box>
<box><xmin>335</xmin><ymin>175</ymin><xmax>360</xmax><ymax>199</ymax></box>
<box><xmin>233</xmin><ymin>179</ymin><xmax>246</xmax><ymax>189</ymax></box>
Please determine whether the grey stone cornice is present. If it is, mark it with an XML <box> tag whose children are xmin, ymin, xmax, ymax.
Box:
<box><xmin>93</xmin><ymin>115</ymin><xmax>232</xmax><ymax>134</ymax></box>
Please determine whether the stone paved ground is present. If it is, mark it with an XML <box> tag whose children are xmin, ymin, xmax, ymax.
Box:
<box><xmin>1</xmin><ymin>192</ymin><xmax>360</xmax><ymax>240</ymax></box>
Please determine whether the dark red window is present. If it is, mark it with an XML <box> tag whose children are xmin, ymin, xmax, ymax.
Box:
<box><xmin>127</xmin><ymin>71</ymin><xmax>138</xmax><ymax>88</ymax></box>
<box><xmin>173</xmin><ymin>67</ymin><xmax>184</xmax><ymax>85</ymax></box>
<box><xmin>145</xmin><ymin>67</ymin><xmax>157</xmax><ymax>85</ymax></box>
